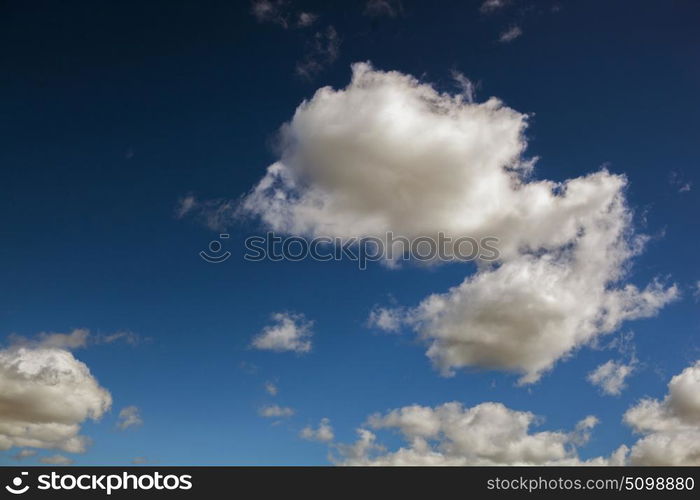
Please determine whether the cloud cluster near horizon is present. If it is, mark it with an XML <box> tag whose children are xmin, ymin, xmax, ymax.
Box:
<box><xmin>327</xmin><ymin>402</ymin><xmax>625</xmax><ymax>465</ymax></box>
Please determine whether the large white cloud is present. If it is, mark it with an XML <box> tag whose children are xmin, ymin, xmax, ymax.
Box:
<box><xmin>330</xmin><ymin>402</ymin><xmax>624</xmax><ymax>465</ymax></box>
<box><xmin>624</xmin><ymin>361</ymin><xmax>700</xmax><ymax>465</ymax></box>
<box><xmin>0</xmin><ymin>345</ymin><xmax>112</xmax><ymax>453</ymax></box>
<box><xmin>237</xmin><ymin>63</ymin><xmax>676</xmax><ymax>383</ymax></box>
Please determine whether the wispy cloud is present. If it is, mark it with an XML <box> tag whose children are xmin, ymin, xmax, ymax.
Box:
<box><xmin>40</xmin><ymin>455</ymin><xmax>74</xmax><ymax>465</ymax></box>
<box><xmin>117</xmin><ymin>406</ymin><xmax>143</xmax><ymax>431</ymax></box>
<box><xmin>480</xmin><ymin>0</ymin><xmax>511</xmax><ymax>14</ymax></box>
<box><xmin>364</xmin><ymin>0</ymin><xmax>404</xmax><ymax>18</ymax></box>
<box><xmin>499</xmin><ymin>25</ymin><xmax>522</xmax><ymax>43</ymax></box>
<box><xmin>258</xmin><ymin>404</ymin><xmax>295</xmax><ymax>418</ymax></box>
<box><xmin>264</xmin><ymin>381</ymin><xmax>279</xmax><ymax>396</ymax></box>
<box><xmin>295</xmin><ymin>26</ymin><xmax>340</xmax><ymax>80</ymax></box>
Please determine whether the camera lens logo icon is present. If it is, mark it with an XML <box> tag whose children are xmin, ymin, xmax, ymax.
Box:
<box><xmin>199</xmin><ymin>234</ymin><xmax>231</xmax><ymax>263</ymax></box>
<box><xmin>5</xmin><ymin>472</ymin><xmax>29</xmax><ymax>495</ymax></box>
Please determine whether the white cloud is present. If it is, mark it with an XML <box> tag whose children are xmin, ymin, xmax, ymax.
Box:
<box><xmin>0</xmin><ymin>345</ymin><xmax>112</xmax><ymax>453</ymax></box>
<box><xmin>9</xmin><ymin>328</ymin><xmax>89</xmax><ymax>350</ymax></box>
<box><xmin>389</xmin><ymin>253</ymin><xmax>675</xmax><ymax>384</ymax></box>
<box><xmin>669</xmin><ymin>171</ymin><xmax>692</xmax><ymax>193</ymax></box>
<box><xmin>175</xmin><ymin>195</ymin><xmax>236</xmax><ymax>231</ymax></box>
<box><xmin>624</xmin><ymin>360</ymin><xmax>700</xmax><ymax>465</ymax></box>
<box><xmin>300</xmin><ymin>418</ymin><xmax>334</xmax><ymax>442</ymax></box>
<box><xmin>588</xmin><ymin>359</ymin><xmax>637</xmax><ymax>396</ymax></box>
<box><xmin>10</xmin><ymin>329</ymin><xmax>142</xmax><ymax>350</ymax></box>
<box><xmin>330</xmin><ymin>402</ymin><xmax>622</xmax><ymax>465</ymax></box>
<box><xmin>480</xmin><ymin>0</ymin><xmax>510</xmax><ymax>14</ymax></box>
<box><xmin>12</xmin><ymin>449</ymin><xmax>37</xmax><ymax>461</ymax></box>
<box><xmin>250</xmin><ymin>1</ymin><xmax>318</xmax><ymax>30</ymax></box>
<box><xmin>295</xmin><ymin>26</ymin><xmax>340</xmax><ymax>80</ymax></box>
<box><xmin>251</xmin><ymin>312</ymin><xmax>314</xmax><ymax>353</ymax></box>
<box><xmin>450</xmin><ymin>70</ymin><xmax>476</xmax><ymax>104</ymax></box>
<box><xmin>40</xmin><ymin>454</ymin><xmax>74</xmax><ymax>465</ymax></box>
<box><xmin>250</xmin><ymin>0</ymin><xmax>290</xmax><ymax>28</ymax></box>
<box><xmin>238</xmin><ymin>63</ymin><xmax>676</xmax><ymax>383</ymax></box>
<box><xmin>98</xmin><ymin>331</ymin><xmax>142</xmax><ymax>346</ymax></box>
<box><xmin>264</xmin><ymin>381</ymin><xmax>279</xmax><ymax>396</ymax></box>
<box><xmin>499</xmin><ymin>25</ymin><xmax>523</xmax><ymax>43</ymax></box>
<box><xmin>364</xmin><ymin>0</ymin><xmax>403</xmax><ymax>18</ymax></box>
<box><xmin>116</xmin><ymin>406</ymin><xmax>143</xmax><ymax>431</ymax></box>
<box><xmin>367</xmin><ymin>307</ymin><xmax>404</xmax><ymax>332</ymax></box>
<box><xmin>259</xmin><ymin>405</ymin><xmax>295</xmax><ymax>418</ymax></box>
<box><xmin>297</xmin><ymin>12</ymin><xmax>318</xmax><ymax>28</ymax></box>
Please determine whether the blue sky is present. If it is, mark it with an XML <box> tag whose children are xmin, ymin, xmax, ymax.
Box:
<box><xmin>1</xmin><ymin>0</ymin><xmax>699</xmax><ymax>465</ymax></box>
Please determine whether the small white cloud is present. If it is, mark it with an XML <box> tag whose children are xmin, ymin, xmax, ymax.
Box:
<box><xmin>588</xmin><ymin>359</ymin><xmax>637</xmax><ymax>396</ymax></box>
<box><xmin>12</xmin><ymin>449</ymin><xmax>37</xmax><ymax>461</ymax></box>
<box><xmin>174</xmin><ymin>195</ymin><xmax>237</xmax><ymax>231</ymax></box>
<box><xmin>367</xmin><ymin>307</ymin><xmax>404</xmax><ymax>332</ymax></box>
<box><xmin>252</xmin><ymin>312</ymin><xmax>314</xmax><ymax>353</ymax></box>
<box><xmin>364</xmin><ymin>0</ymin><xmax>403</xmax><ymax>18</ymax></box>
<box><xmin>116</xmin><ymin>406</ymin><xmax>143</xmax><ymax>431</ymax></box>
<box><xmin>250</xmin><ymin>0</ymin><xmax>289</xmax><ymax>28</ymax></box>
<box><xmin>39</xmin><ymin>454</ymin><xmax>74</xmax><ymax>465</ymax></box>
<box><xmin>480</xmin><ymin>0</ymin><xmax>510</xmax><ymax>14</ymax></box>
<box><xmin>98</xmin><ymin>331</ymin><xmax>142</xmax><ymax>346</ymax></box>
<box><xmin>264</xmin><ymin>381</ymin><xmax>279</xmax><ymax>396</ymax></box>
<box><xmin>297</xmin><ymin>12</ymin><xmax>318</xmax><ymax>28</ymax></box>
<box><xmin>450</xmin><ymin>70</ymin><xmax>476</xmax><ymax>103</ymax></box>
<box><xmin>295</xmin><ymin>26</ymin><xmax>340</xmax><ymax>80</ymax></box>
<box><xmin>9</xmin><ymin>328</ymin><xmax>90</xmax><ymax>350</ymax></box>
<box><xmin>499</xmin><ymin>25</ymin><xmax>523</xmax><ymax>43</ymax></box>
<box><xmin>258</xmin><ymin>405</ymin><xmax>295</xmax><ymax>418</ymax></box>
<box><xmin>300</xmin><ymin>418</ymin><xmax>334</xmax><ymax>442</ymax></box>
<box><xmin>9</xmin><ymin>329</ymin><xmax>142</xmax><ymax>350</ymax></box>
<box><xmin>668</xmin><ymin>171</ymin><xmax>692</xmax><ymax>193</ymax></box>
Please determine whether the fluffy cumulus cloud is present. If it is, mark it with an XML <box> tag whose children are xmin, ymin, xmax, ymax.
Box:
<box><xmin>623</xmin><ymin>361</ymin><xmax>700</xmax><ymax>465</ymax></box>
<box><xmin>300</xmin><ymin>418</ymin><xmax>334</xmax><ymax>442</ymax></box>
<box><xmin>588</xmin><ymin>359</ymin><xmax>637</xmax><ymax>396</ymax></box>
<box><xmin>251</xmin><ymin>312</ymin><xmax>314</xmax><ymax>353</ymax></box>
<box><xmin>329</xmin><ymin>402</ymin><xmax>624</xmax><ymax>465</ymax></box>
<box><xmin>237</xmin><ymin>63</ymin><xmax>676</xmax><ymax>383</ymax></box>
<box><xmin>0</xmin><ymin>345</ymin><xmax>112</xmax><ymax>453</ymax></box>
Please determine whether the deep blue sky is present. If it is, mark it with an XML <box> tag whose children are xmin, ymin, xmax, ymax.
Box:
<box><xmin>1</xmin><ymin>0</ymin><xmax>699</xmax><ymax>464</ymax></box>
